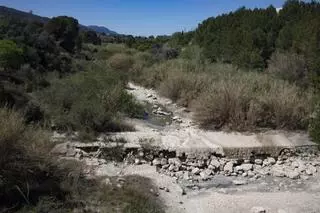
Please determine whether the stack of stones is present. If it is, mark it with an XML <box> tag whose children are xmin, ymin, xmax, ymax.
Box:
<box><xmin>150</xmin><ymin>152</ymin><xmax>320</xmax><ymax>181</ymax></box>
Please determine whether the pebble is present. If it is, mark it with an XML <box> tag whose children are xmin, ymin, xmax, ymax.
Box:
<box><xmin>250</xmin><ymin>206</ymin><xmax>266</xmax><ymax>213</ymax></box>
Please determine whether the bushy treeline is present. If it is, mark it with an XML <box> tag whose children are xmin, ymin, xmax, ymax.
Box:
<box><xmin>167</xmin><ymin>1</ymin><xmax>320</xmax><ymax>84</ymax></box>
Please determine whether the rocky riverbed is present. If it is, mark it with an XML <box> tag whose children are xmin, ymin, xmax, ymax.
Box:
<box><xmin>52</xmin><ymin>82</ymin><xmax>320</xmax><ymax>213</ymax></box>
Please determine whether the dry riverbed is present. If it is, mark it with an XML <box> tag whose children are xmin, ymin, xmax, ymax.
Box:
<box><xmin>52</xmin><ymin>82</ymin><xmax>320</xmax><ymax>213</ymax></box>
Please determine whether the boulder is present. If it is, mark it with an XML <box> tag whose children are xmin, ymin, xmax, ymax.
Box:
<box><xmin>224</xmin><ymin>162</ymin><xmax>234</xmax><ymax>173</ymax></box>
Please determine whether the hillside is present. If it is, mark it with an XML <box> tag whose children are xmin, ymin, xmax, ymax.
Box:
<box><xmin>0</xmin><ymin>5</ymin><xmax>117</xmax><ymax>34</ymax></box>
<box><xmin>88</xmin><ymin>25</ymin><xmax>118</xmax><ymax>35</ymax></box>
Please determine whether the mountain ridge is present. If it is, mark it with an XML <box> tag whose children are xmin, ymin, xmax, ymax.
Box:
<box><xmin>0</xmin><ymin>5</ymin><xmax>118</xmax><ymax>35</ymax></box>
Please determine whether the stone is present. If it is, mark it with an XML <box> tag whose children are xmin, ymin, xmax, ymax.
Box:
<box><xmin>134</xmin><ymin>158</ymin><xmax>141</xmax><ymax>165</ymax></box>
<box><xmin>233</xmin><ymin>180</ymin><xmax>248</xmax><ymax>185</ymax></box>
<box><xmin>291</xmin><ymin>161</ymin><xmax>300</xmax><ymax>168</ymax></box>
<box><xmin>183</xmin><ymin>171</ymin><xmax>191</xmax><ymax>180</ymax></box>
<box><xmin>200</xmin><ymin>169</ymin><xmax>213</xmax><ymax>180</ymax></box>
<box><xmin>168</xmin><ymin>164</ymin><xmax>176</xmax><ymax>171</ymax></box>
<box><xmin>240</xmin><ymin>163</ymin><xmax>253</xmax><ymax>171</ymax></box>
<box><xmin>306</xmin><ymin>165</ymin><xmax>317</xmax><ymax>175</ymax></box>
<box><xmin>271</xmin><ymin>166</ymin><xmax>285</xmax><ymax>177</ymax></box>
<box><xmin>168</xmin><ymin>158</ymin><xmax>182</xmax><ymax>167</ymax></box>
<box><xmin>152</xmin><ymin>158</ymin><xmax>161</xmax><ymax>166</ymax></box>
<box><xmin>104</xmin><ymin>178</ymin><xmax>112</xmax><ymax>185</ymax></box>
<box><xmin>277</xmin><ymin>209</ymin><xmax>287</xmax><ymax>213</ymax></box>
<box><xmin>250</xmin><ymin>206</ymin><xmax>266</xmax><ymax>213</ymax></box>
<box><xmin>248</xmin><ymin>170</ymin><xmax>255</xmax><ymax>177</ymax></box>
<box><xmin>286</xmin><ymin>170</ymin><xmax>300</xmax><ymax>179</ymax></box>
<box><xmin>255</xmin><ymin>159</ymin><xmax>263</xmax><ymax>165</ymax></box>
<box><xmin>224</xmin><ymin>162</ymin><xmax>234</xmax><ymax>173</ymax></box>
<box><xmin>160</xmin><ymin>158</ymin><xmax>168</xmax><ymax>166</ymax></box>
<box><xmin>267</xmin><ymin>157</ymin><xmax>276</xmax><ymax>165</ymax></box>
<box><xmin>192</xmin><ymin>167</ymin><xmax>201</xmax><ymax>175</ymax></box>
<box><xmin>242</xmin><ymin>172</ymin><xmax>248</xmax><ymax>177</ymax></box>
<box><xmin>210</xmin><ymin>159</ymin><xmax>221</xmax><ymax>169</ymax></box>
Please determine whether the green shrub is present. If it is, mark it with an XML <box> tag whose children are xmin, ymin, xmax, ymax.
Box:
<box><xmin>38</xmin><ymin>61</ymin><xmax>143</xmax><ymax>133</ymax></box>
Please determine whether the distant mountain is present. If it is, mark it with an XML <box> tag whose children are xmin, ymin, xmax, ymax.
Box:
<box><xmin>87</xmin><ymin>25</ymin><xmax>118</xmax><ymax>35</ymax></box>
<box><xmin>0</xmin><ymin>6</ymin><xmax>117</xmax><ymax>35</ymax></box>
<box><xmin>0</xmin><ymin>5</ymin><xmax>50</xmax><ymax>23</ymax></box>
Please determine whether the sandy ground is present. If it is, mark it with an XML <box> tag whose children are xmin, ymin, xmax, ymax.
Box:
<box><xmin>93</xmin><ymin>163</ymin><xmax>320</xmax><ymax>213</ymax></box>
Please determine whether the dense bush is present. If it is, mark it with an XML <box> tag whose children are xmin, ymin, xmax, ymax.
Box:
<box><xmin>38</xmin><ymin>61</ymin><xmax>143</xmax><ymax>133</ymax></box>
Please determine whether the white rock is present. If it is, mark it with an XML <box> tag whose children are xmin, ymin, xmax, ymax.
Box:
<box><xmin>267</xmin><ymin>157</ymin><xmax>276</xmax><ymax>165</ymax></box>
<box><xmin>152</xmin><ymin>158</ymin><xmax>161</xmax><ymax>166</ymax></box>
<box><xmin>255</xmin><ymin>159</ymin><xmax>263</xmax><ymax>165</ymax></box>
<box><xmin>277</xmin><ymin>209</ymin><xmax>287</xmax><ymax>213</ymax></box>
<box><xmin>248</xmin><ymin>170</ymin><xmax>255</xmax><ymax>177</ymax></box>
<box><xmin>306</xmin><ymin>165</ymin><xmax>317</xmax><ymax>175</ymax></box>
<box><xmin>134</xmin><ymin>158</ymin><xmax>141</xmax><ymax>165</ymax></box>
<box><xmin>160</xmin><ymin>158</ymin><xmax>168</xmax><ymax>166</ymax></box>
<box><xmin>224</xmin><ymin>162</ymin><xmax>234</xmax><ymax>173</ymax></box>
<box><xmin>240</xmin><ymin>163</ymin><xmax>253</xmax><ymax>171</ymax></box>
<box><xmin>242</xmin><ymin>172</ymin><xmax>248</xmax><ymax>177</ymax></box>
<box><xmin>286</xmin><ymin>170</ymin><xmax>300</xmax><ymax>179</ymax></box>
<box><xmin>192</xmin><ymin>167</ymin><xmax>201</xmax><ymax>175</ymax></box>
<box><xmin>250</xmin><ymin>206</ymin><xmax>266</xmax><ymax>213</ymax></box>
<box><xmin>271</xmin><ymin>166</ymin><xmax>285</xmax><ymax>177</ymax></box>
<box><xmin>210</xmin><ymin>159</ymin><xmax>221</xmax><ymax>169</ymax></box>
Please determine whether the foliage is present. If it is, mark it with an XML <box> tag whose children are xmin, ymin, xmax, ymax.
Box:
<box><xmin>81</xmin><ymin>30</ymin><xmax>101</xmax><ymax>45</ymax></box>
<box><xmin>267</xmin><ymin>51</ymin><xmax>308</xmax><ymax>86</ymax></box>
<box><xmin>136</xmin><ymin>59</ymin><xmax>313</xmax><ymax>131</ymax></box>
<box><xmin>108</xmin><ymin>53</ymin><xmax>134</xmax><ymax>71</ymax></box>
<box><xmin>0</xmin><ymin>39</ymin><xmax>23</xmax><ymax>70</ymax></box>
<box><xmin>45</xmin><ymin>16</ymin><xmax>79</xmax><ymax>52</ymax></box>
<box><xmin>38</xmin><ymin>61</ymin><xmax>143</xmax><ymax>133</ymax></box>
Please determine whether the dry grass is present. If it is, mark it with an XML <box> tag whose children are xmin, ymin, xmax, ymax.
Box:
<box><xmin>108</xmin><ymin>53</ymin><xmax>134</xmax><ymax>71</ymax></box>
<box><xmin>135</xmin><ymin>59</ymin><xmax>313</xmax><ymax>131</ymax></box>
<box><xmin>193</xmin><ymin>72</ymin><xmax>312</xmax><ymax>130</ymax></box>
<box><xmin>0</xmin><ymin>108</ymin><xmax>164</xmax><ymax>212</ymax></box>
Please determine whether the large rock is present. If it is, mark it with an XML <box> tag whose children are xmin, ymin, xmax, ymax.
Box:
<box><xmin>224</xmin><ymin>162</ymin><xmax>234</xmax><ymax>173</ymax></box>
<box><xmin>240</xmin><ymin>163</ymin><xmax>253</xmax><ymax>171</ymax></box>
<box><xmin>210</xmin><ymin>159</ymin><xmax>221</xmax><ymax>169</ymax></box>
<box><xmin>254</xmin><ymin>159</ymin><xmax>263</xmax><ymax>165</ymax></box>
<box><xmin>192</xmin><ymin>167</ymin><xmax>201</xmax><ymax>175</ymax></box>
<box><xmin>285</xmin><ymin>170</ymin><xmax>300</xmax><ymax>179</ymax></box>
<box><xmin>152</xmin><ymin>158</ymin><xmax>161</xmax><ymax>166</ymax></box>
<box><xmin>306</xmin><ymin>165</ymin><xmax>317</xmax><ymax>175</ymax></box>
<box><xmin>271</xmin><ymin>166</ymin><xmax>286</xmax><ymax>177</ymax></box>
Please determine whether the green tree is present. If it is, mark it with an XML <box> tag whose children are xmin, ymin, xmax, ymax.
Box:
<box><xmin>0</xmin><ymin>40</ymin><xmax>23</xmax><ymax>71</ymax></box>
<box><xmin>45</xmin><ymin>16</ymin><xmax>79</xmax><ymax>52</ymax></box>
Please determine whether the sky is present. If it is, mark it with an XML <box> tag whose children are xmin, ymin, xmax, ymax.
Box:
<box><xmin>1</xmin><ymin>0</ymin><xmax>285</xmax><ymax>36</ymax></box>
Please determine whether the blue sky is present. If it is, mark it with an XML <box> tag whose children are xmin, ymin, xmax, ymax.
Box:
<box><xmin>1</xmin><ymin>0</ymin><xmax>285</xmax><ymax>36</ymax></box>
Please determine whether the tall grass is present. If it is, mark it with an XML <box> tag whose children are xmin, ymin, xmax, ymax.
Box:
<box><xmin>135</xmin><ymin>59</ymin><xmax>313</xmax><ymax>131</ymax></box>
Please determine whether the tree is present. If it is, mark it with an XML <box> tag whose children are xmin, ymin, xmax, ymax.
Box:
<box><xmin>0</xmin><ymin>40</ymin><xmax>23</xmax><ymax>71</ymax></box>
<box><xmin>45</xmin><ymin>16</ymin><xmax>79</xmax><ymax>52</ymax></box>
